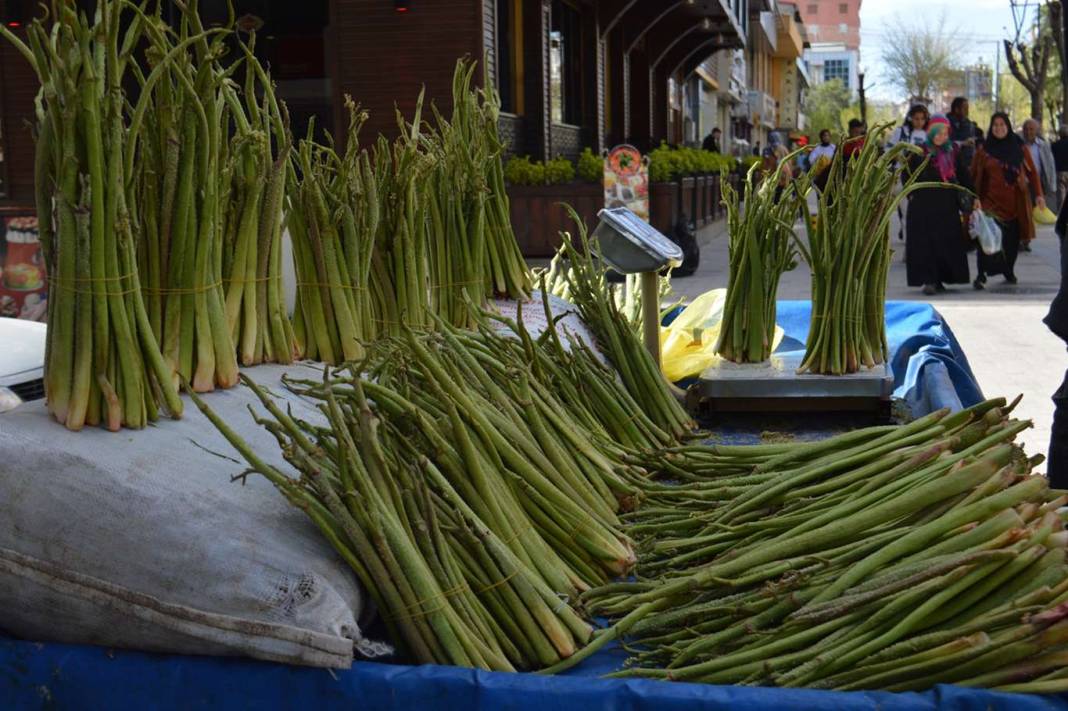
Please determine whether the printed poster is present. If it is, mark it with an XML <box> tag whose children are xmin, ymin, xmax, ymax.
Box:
<box><xmin>603</xmin><ymin>144</ymin><xmax>650</xmax><ymax>222</ymax></box>
<box><xmin>0</xmin><ymin>214</ymin><xmax>48</xmax><ymax>322</ymax></box>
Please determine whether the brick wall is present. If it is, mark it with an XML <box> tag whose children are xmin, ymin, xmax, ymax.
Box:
<box><xmin>332</xmin><ymin>0</ymin><xmax>485</xmax><ymax>143</ymax></box>
<box><xmin>797</xmin><ymin>0</ymin><xmax>861</xmax><ymax>49</ymax></box>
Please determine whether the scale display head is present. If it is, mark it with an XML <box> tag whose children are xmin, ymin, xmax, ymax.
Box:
<box><xmin>593</xmin><ymin>207</ymin><xmax>683</xmax><ymax>274</ymax></box>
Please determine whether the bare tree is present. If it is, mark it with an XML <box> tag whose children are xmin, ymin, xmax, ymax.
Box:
<box><xmin>1004</xmin><ymin>1</ymin><xmax>1056</xmax><ymax>121</ymax></box>
<box><xmin>881</xmin><ymin>13</ymin><xmax>963</xmax><ymax>104</ymax></box>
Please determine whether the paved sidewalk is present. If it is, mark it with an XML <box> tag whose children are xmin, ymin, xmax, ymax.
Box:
<box><xmin>675</xmin><ymin>214</ymin><xmax>1065</xmax><ymax>466</ymax></box>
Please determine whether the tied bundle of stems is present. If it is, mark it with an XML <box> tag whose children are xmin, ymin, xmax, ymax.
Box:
<box><xmin>3</xmin><ymin>1</ymin><xmax>183</xmax><ymax>429</ymax></box>
<box><xmin>220</xmin><ymin>39</ymin><xmax>298</xmax><ymax>366</ymax></box>
<box><xmin>423</xmin><ymin>60</ymin><xmax>490</xmax><ymax>327</ymax></box>
<box><xmin>132</xmin><ymin>1</ymin><xmax>238</xmax><ymax>393</ymax></box>
<box><xmin>287</xmin><ymin>101</ymin><xmax>378</xmax><ymax>364</ymax></box>
<box><xmin>538</xmin><ymin>252</ymin><xmax>676</xmax><ymax>339</ymax></box>
<box><xmin>370</xmin><ymin>101</ymin><xmax>434</xmax><ymax>336</ymax></box>
<box><xmin>795</xmin><ymin>126</ymin><xmax>948</xmax><ymax>375</ymax></box>
<box><xmin>550</xmin><ymin>209</ymin><xmax>696</xmax><ymax>442</ymax></box>
<box><xmin>187</xmin><ymin>372</ymin><xmax>593</xmax><ymax>671</ymax></box>
<box><xmin>715</xmin><ymin>160</ymin><xmax>803</xmax><ymax>363</ymax></box>
<box><xmin>549</xmin><ymin>397</ymin><xmax>1068</xmax><ymax>694</ymax></box>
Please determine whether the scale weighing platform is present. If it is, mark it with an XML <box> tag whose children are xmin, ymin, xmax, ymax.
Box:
<box><xmin>688</xmin><ymin>351</ymin><xmax>894</xmax><ymax>416</ymax></box>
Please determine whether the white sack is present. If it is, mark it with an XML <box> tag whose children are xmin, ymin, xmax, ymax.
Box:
<box><xmin>0</xmin><ymin>363</ymin><xmax>386</xmax><ymax>669</ymax></box>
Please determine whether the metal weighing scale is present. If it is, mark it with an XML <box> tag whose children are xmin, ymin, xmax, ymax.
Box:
<box><xmin>689</xmin><ymin>354</ymin><xmax>895</xmax><ymax>416</ymax></box>
<box><xmin>593</xmin><ymin>207</ymin><xmax>682</xmax><ymax>367</ymax></box>
<box><xmin>592</xmin><ymin>207</ymin><xmax>893</xmax><ymax>417</ymax></box>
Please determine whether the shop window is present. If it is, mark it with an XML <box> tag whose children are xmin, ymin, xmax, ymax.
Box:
<box><xmin>550</xmin><ymin>0</ymin><xmax>582</xmax><ymax>126</ymax></box>
<box><xmin>496</xmin><ymin>0</ymin><xmax>522</xmax><ymax>114</ymax></box>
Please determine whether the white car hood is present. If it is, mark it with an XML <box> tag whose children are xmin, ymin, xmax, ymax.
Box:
<box><xmin>0</xmin><ymin>317</ymin><xmax>46</xmax><ymax>384</ymax></box>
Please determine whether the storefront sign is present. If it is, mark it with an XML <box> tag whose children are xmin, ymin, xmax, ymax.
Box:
<box><xmin>0</xmin><ymin>215</ymin><xmax>47</xmax><ymax>321</ymax></box>
<box><xmin>603</xmin><ymin>145</ymin><xmax>650</xmax><ymax>222</ymax></box>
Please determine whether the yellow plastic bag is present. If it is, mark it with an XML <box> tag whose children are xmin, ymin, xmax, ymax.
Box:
<box><xmin>1035</xmin><ymin>204</ymin><xmax>1058</xmax><ymax>225</ymax></box>
<box><xmin>660</xmin><ymin>289</ymin><xmax>786</xmax><ymax>382</ymax></box>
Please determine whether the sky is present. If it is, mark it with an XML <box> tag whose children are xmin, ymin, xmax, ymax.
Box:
<box><xmin>859</xmin><ymin>0</ymin><xmax>1038</xmax><ymax>102</ymax></box>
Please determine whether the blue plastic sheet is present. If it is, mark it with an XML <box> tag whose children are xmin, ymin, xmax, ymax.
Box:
<box><xmin>0</xmin><ymin>300</ymin><xmax>1021</xmax><ymax>710</ymax></box>
<box><xmin>666</xmin><ymin>300</ymin><xmax>984</xmax><ymax>416</ymax></box>
<box><xmin>2</xmin><ymin>635</ymin><xmax>1066</xmax><ymax>711</ymax></box>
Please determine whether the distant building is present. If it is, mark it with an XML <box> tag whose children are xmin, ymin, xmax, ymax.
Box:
<box><xmin>937</xmin><ymin>64</ymin><xmax>994</xmax><ymax>113</ymax></box>
<box><xmin>798</xmin><ymin>0</ymin><xmax>861</xmax><ymax>96</ymax></box>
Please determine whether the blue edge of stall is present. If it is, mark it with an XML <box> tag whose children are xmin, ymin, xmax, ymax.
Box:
<box><xmin>3</xmin><ymin>300</ymin><xmax>1063</xmax><ymax>710</ymax></box>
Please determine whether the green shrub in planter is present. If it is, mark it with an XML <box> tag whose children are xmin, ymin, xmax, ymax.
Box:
<box><xmin>504</xmin><ymin>155</ymin><xmax>576</xmax><ymax>185</ymax></box>
<box><xmin>577</xmin><ymin>148</ymin><xmax>604</xmax><ymax>183</ymax></box>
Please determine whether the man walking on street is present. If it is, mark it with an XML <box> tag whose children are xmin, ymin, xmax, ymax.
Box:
<box><xmin>1053</xmin><ymin>124</ymin><xmax>1068</xmax><ymax>212</ymax></box>
<box><xmin>1021</xmin><ymin>119</ymin><xmax>1058</xmax><ymax>251</ymax></box>
<box><xmin>1048</xmin><ymin>193</ymin><xmax>1068</xmax><ymax>488</ymax></box>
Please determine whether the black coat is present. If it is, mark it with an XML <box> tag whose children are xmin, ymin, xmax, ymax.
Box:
<box><xmin>1047</xmin><ymin>194</ymin><xmax>1068</xmax><ymax>343</ymax></box>
<box><xmin>905</xmin><ymin>155</ymin><xmax>971</xmax><ymax>287</ymax></box>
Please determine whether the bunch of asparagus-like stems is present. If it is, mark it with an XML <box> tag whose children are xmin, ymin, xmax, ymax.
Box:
<box><xmin>795</xmin><ymin>127</ymin><xmax>940</xmax><ymax>375</ymax></box>
<box><xmin>715</xmin><ymin>161</ymin><xmax>803</xmax><ymax>363</ymax></box>
<box><xmin>546</xmin><ymin>399</ymin><xmax>1068</xmax><ymax>695</ymax></box>
<box><xmin>3</xmin><ymin>1</ymin><xmax>185</xmax><ymax>428</ymax></box>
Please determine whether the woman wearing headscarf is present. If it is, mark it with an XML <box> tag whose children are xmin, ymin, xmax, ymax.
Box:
<box><xmin>889</xmin><ymin>105</ymin><xmax>931</xmax><ymax>246</ymax></box>
<box><xmin>905</xmin><ymin>115</ymin><xmax>971</xmax><ymax>295</ymax></box>
<box><xmin>971</xmin><ymin>112</ymin><xmax>1047</xmax><ymax>287</ymax></box>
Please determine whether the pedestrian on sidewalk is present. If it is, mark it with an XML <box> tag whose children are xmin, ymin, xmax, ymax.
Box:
<box><xmin>1052</xmin><ymin>124</ymin><xmax>1068</xmax><ymax>212</ymax></box>
<box><xmin>842</xmin><ymin>118</ymin><xmax>867</xmax><ymax>160</ymax></box>
<box><xmin>971</xmin><ymin>113</ymin><xmax>1046</xmax><ymax>288</ymax></box>
<box><xmin>1046</xmin><ymin>192</ymin><xmax>1068</xmax><ymax>487</ymax></box>
<box><xmin>888</xmin><ymin>105</ymin><xmax>930</xmax><ymax>244</ymax></box>
<box><xmin>809</xmin><ymin>129</ymin><xmax>836</xmax><ymax>193</ymax></box>
<box><xmin>702</xmin><ymin>127</ymin><xmax>722</xmax><ymax>154</ymax></box>
<box><xmin>1020</xmin><ymin>118</ymin><xmax>1057</xmax><ymax>252</ymax></box>
<box><xmin>905</xmin><ymin>115</ymin><xmax>971</xmax><ymax>296</ymax></box>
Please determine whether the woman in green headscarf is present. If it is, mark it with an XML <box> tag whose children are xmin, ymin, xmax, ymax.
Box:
<box><xmin>905</xmin><ymin>114</ymin><xmax>972</xmax><ymax>296</ymax></box>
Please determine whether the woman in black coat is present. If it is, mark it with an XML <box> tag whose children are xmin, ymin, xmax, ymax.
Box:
<box><xmin>905</xmin><ymin>115</ymin><xmax>971</xmax><ymax>295</ymax></box>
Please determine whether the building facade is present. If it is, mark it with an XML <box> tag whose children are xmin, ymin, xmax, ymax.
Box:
<box><xmin>0</xmin><ymin>0</ymin><xmax>758</xmax><ymax>212</ymax></box>
<box><xmin>798</xmin><ymin>0</ymin><xmax>860</xmax><ymax>96</ymax></box>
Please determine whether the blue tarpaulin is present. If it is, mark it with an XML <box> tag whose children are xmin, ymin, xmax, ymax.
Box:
<box><xmin>773</xmin><ymin>300</ymin><xmax>984</xmax><ymax>414</ymax></box>
<box><xmin>0</xmin><ymin>300</ymin><xmax>1048</xmax><ymax>709</ymax></box>
<box><xmin>667</xmin><ymin>300</ymin><xmax>984</xmax><ymax>415</ymax></box>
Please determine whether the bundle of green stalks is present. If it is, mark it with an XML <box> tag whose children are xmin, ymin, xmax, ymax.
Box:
<box><xmin>449</xmin><ymin>59</ymin><xmax>533</xmax><ymax>302</ymax></box>
<box><xmin>186</xmin><ymin>290</ymin><xmax>720</xmax><ymax>668</ymax></box>
<box><xmin>219</xmin><ymin>40</ymin><xmax>298</xmax><ymax>366</ymax></box>
<box><xmin>188</xmin><ymin>372</ymin><xmax>593</xmax><ymax>671</ymax></box>
<box><xmin>548</xmin><ymin>398</ymin><xmax>1068</xmax><ymax>694</ymax></box>
<box><xmin>548</xmin><ymin>210</ymin><xmax>695</xmax><ymax>441</ymax></box>
<box><xmin>132</xmin><ymin>2</ymin><xmax>239</xmax><ymax>392</ymax></box>
<box><xmin>795</xmin><ymin>127</ymin><xmax>945</xmax><ymax>375</ymax></box>
<box><xmin>2</xmin><ymin>2</ymin><xmax>184</xmax><ymax>429</ymax></box>
<box><xmin>715</xmin><ymin>161</ymin><xmax>803</xmax><ymax>363</ymax></box>
<box><xmin>287</xmin><ymin>101</ymin><xmax>380</xmax><ymax>364</ymax></box>
<box><xmin>392</xmin><ymin>58</ymin><xmax>532</xmax><ymax>323</ymax></box>
<box><xmin>538</xmin><ymin>251</ymin><xmax>675</xmax><ymax>338</ymax></box>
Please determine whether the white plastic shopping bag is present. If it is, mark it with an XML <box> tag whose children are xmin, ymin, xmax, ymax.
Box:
<box><xmin>969</xmin><ymin>210</ymin><xmax>1003</xmax><ymax>256</ymax></box>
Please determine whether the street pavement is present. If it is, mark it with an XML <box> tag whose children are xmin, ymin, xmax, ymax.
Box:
<box><xmin>672</xmin><ymin>213</ymin><xmax>1065</xmax><ymax>466</ymax></box>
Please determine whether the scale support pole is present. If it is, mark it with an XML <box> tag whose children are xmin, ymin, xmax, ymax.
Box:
<box><xmin>641</xmin><ymin>271</ymin><xmax>662</xmax><ymax>367</ymax></box>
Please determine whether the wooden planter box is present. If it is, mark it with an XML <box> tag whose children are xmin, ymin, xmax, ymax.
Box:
<box><xmin>507</xmin><ymin>182</ymin><xmax>602</xmax><ymax>257</ymax></box>
<box><xmin>648</xmin><ymin>182</ymin><xmax>678</xmax><ymax>236</ymax></box>
<box><xmin>678</xmin><ymin>177</ymin><xmax>696</xmax><ymax>229</ymax></box>
<box><xmin>708</xmin><ymin>174</ymin><xmax>722</xmax><ymax>219</ymax></box>
<box><xmin>692</xmin><ymin>174</ymin><xmax>708</xmax><ymax>227</ymax></box>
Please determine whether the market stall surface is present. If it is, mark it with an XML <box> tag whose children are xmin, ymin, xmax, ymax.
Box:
<box><xmin>0</xmin><ymin>299</ymin><xmax>1059</xmax><ymax>709</ymax></box>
